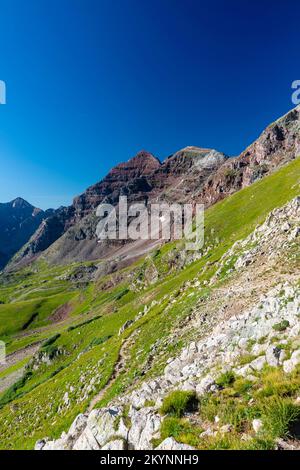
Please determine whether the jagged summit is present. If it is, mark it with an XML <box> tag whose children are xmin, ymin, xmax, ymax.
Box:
<box><xmin>113</xmin><ymin>150</ymin><xmax>161</xmax><ymax>174</ymax></box>
<box><xmin>8</xmin><ymin>197</ymin><xmax>32</xmax><ymax>209</ymax></box>
<box><xmin>174</xmin><ymin>146</ymin><xmax>216</xmax><ymax>154</ymax></box>
<box><xmin>129</xmin><ymin>150</ymin><xmax>161</xmax><ymax>164</ymax></box>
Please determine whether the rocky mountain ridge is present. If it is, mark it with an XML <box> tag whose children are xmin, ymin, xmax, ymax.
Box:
<box><xmin>6</xmin><ymin>105</ymin><xmax>300</xmax><ymax>271</ymax></box>
<box><xmin>9</xmin><ymin>147</ymin><xmax>228</xmax><ymax>269</ymax></box>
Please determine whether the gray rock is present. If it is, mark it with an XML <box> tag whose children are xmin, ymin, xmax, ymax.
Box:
<box><xmin>266</xmin><ymin>346</ymin><xmax>283</xmax><ymax>367</ymax></box>
<box><xmin>119</xmin><ymin>320</ymin><xmax>134</xmax><ymax>336</ymax></box>
<box><xmin>220</xmin><ymin>424</ymin><xmax>233</xmax><ymax>434</ymax></box>
<box><xmin>68</xmin><ymin>413</ymin><xmax>88</xmax><ymax>439</ymax></box>
<box><xmin>196</xmin><ymin>375</ymin><xmax>215</xmax><ymax>396</ymax></box>
<box><xmin>102</xmin><ymin>439</ymin><xmax>126</xmax><ymax>450</ymax></box>
<box><xmin>252</xmin><ymin>419</ymin><xmax>263</xmax><ymax>434</ymax></box>
<box><xmin>128</xmin><ymin>408</ymin><xmax>161</xmax><ymax>450</ymax></box>
<box><xmin>73</xmin><ymin>407</ymin><xmax>128</xmax><ymax>450</ymax></box>
<box><xmin>249</xmin><ymin>355</ymin><xmax>266</xmax><ymax>371</ymax></box>
<box><xmin>156</xmin><ymin>437</ymin><xmax>195</xmax><ymax>450</ymax></box>
<box><xmin>283</xmin><ymin>350</ymin><xmax>300</xmax><ymax>373</ymax></box>
<box><xmin>35</xmin><ymin>439</ymin><xmax>48</xmax><ymax>451</ymax></box>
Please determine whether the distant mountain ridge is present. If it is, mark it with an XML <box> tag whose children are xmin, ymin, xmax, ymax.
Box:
<box><xmin>2</xmin><ymin>105</ymin><xmax>300</xmax><ymax>271</ymax></box>
<box><xmin>0</xmin><ymin>198</ymin><xmax>53</xmax><ymax>270</ymax></box>
<box><xmin>10</xmin><ymin>147</ymin><xmax>229</xmax><ymax>268</ymax></box>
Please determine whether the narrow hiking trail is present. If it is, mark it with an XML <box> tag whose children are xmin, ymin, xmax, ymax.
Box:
<box><xmin>87</xmin><ymin>332</ymin><xmax>136</xmax><ymax>412</ymax></box>
<box><xmin>0</xmin><ymin>342</ymin><xmax>40</xmax><ymax>394</ymax></box>
<box><xmin>0</xmin><ymin>342</ymin><xmax>40</xmax><ymax>373</ymax></box>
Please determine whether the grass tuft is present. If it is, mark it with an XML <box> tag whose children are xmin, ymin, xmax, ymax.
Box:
<box><xmin>160</xmin><ymin>390</ymin><xmax>199</xmax><ymax>418</ymax></box>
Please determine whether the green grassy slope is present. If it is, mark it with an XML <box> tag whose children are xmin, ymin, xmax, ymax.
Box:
<box><xmin>0</xmin><ymin>156</ymin><xmax>299</xmax><ymax>449</ymax></box>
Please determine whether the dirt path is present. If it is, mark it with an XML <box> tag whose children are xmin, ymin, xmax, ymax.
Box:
<box><xmin>0</xmin><ymin>342</ymin><xmax>40</xmax><ymax>374</ymax></box>
<box><xmin>0</xmin><ymin>342</ymin><xmax>41</xmax><ymax>394</ymax></box>
<box><xmin>0</xmin><ymin>367</ymin><xmax>25</xmax><ymax>394</ymax></box>
<box><xmin>87</xmin><ymin>332</ymin><xmax>135</xmax><ymax>412</ymax></box>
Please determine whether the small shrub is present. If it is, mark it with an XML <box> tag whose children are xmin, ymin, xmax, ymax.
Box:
<box><xmin>233</xmin><ymin>378</ymin><xmax>253</xmax><ymax>395</ymax></box>
<box><xmin>200</xmin><ymin>395</ymin><xmax>219</xmax><ymax>422</ymax></box>
<box><xmin>261</xmin><ymin>397</ymin><xmax>300</xmax><ymax>438</ymax></box>
<box><xmin>257</xmin><ymin>368</ymin><xmax>300</xmax><ymax>398</ymax></box>
<box><xmin>200</xmin><ymin>434</ymin><xmax>233</xmax><ymax>450</ymax></box>
<box><xmin>272</xmin><ymin>320</ymin><xmax>290</xmax><ymax>332</ymax></box>
<box><xmin>113</xmin><ymin>288</ymin><xmax>130</xmax><ymax>301</ymax></box>
<box><xmin>160</xmin><ymin>417</ymin><xmax>184</xmax><ymax>439</ymax></box>
<box><xmin>160</xmin><ymin>417</ymin><xmax>203</xmax><ymax>447</ymax></box>
<box><xmin>89</xmin><ymin>335</ymin><xmax>112</xmax><ymax>348</ymax></box>
<box><xmin>67</xmin><ymin>314</ymin><xmax>102</xmax><ymax>331</ymax></box>
<box><xmin>258</xmin><ymin>336</ymin><xmax>268</xmax><ymax>345</ymax></box>
<box><xmin>200</xmin><ymin>393</ymin><xmax>257</xmax><ymax>432</ymax></box>
<box><xmin>41</xmin><ymin>334</ymin><xmax>60</xmax><ymax>348</ymax></box>
<box><xmin>49</xmin><ymin>366</ymin><xmax>65</xmax><ymax>378</ymax></box>
<box><xmin>216</xmin><ymin>371</ymin><xmax>235</xmax><ymax>388</ymax></box>
<box><xmin>160</xmin><ymin>390</ymin><xmax>198</xmax><ymax>418</ymax></box>
<box><xmin>239</xmin><ymin>354</ymin><xmax>257</xmax><ymax>366</ymax></box>
<box><xmin>242</xmin><ymin>437</ymin><xmax>275</xmax><ymax>450</ymax></box>
<box><xmin>41</xmin><ymin>345</ymin><xmax>59</xmax><ymax>360</ymax></box>
<box><xmin>144</xmin><ymin>399</ymin><xmax>155</xmax><ymax>407</ymax></box>
<box><xmin>122</xmin><ymin>404</ymin><xmax>132</xmax><ymax>429</ymax></box>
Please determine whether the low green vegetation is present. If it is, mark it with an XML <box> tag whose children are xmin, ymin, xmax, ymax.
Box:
<box><xmin>0</xmin><ymin>157</ymin><xmax>299</xmax><ymax>449</ymax></box>
<box><xmin>41</xmin><ymin>334</ymin><xmax>61</xmax><ymax>348</ymax></box>
<box><xmin>160</xmin><ymin>391</ymin><xmax>199</xmax><ymax>418</ymax></box>
<box><xmin>272</xmin><ymin>320</ymin><xmax>290</xmax><ymax>332</ymax></box>
<box><xmin>156</xmin><ymin>366</ymin><xmax>300</xmax><ymax>450</ymax></box>
<box><xmin>261</xmin><ymin>397</ymin><xmax>300</xmax><ymax>438</ymax></box>
<box><xmin>215</xmin><ymin>371</ymin><xmax>235</xmax><ymax>388</ymax></box>
<box><xmin>154</xmin><ymin>416</ymin><xmax>204</xmax><ymax>448</ymax></box>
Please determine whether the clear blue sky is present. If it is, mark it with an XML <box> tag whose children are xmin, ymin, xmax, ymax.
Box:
<box><xmin>0</xmin><ymin>0</ymin><xmax>299</xmax><ymax>209</ymax></box>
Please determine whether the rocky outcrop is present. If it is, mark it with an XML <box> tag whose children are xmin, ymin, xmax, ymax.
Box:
<box><xmin>200</xmin><ymin>105</ymin><xmax>300</xmax><ymax>206</ymax></box>
<box><xmin>213</xmin><ymin>196</ymin><xmax>300</xmax><ymax>281</ymax></box>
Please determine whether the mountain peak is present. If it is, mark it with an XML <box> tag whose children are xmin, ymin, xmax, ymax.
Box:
<box><xmin>177</xmin><ymin>146</ymin><xmax>213</xmax><ymax>153</ymax></box>
<box><xmin>113</xmin><ymin>150</ymin><xmax>161</xmax><ymax>174</ymax></box>
<box><xmin>10</xmin><ymin>197</ymin><xmax>33</xmax><ymax>209</ymax></box>
<box><xmin>129</xmin><ymin>150</ymin><xmax>161</xmax><ymax>165</ymax></box>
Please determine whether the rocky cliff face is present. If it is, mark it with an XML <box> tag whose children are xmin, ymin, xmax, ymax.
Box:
<box><xmin>72</xmin><ymin>151</ymin><xmax>162</xmax><ymax>219</ymax></box>
<box><xmin>200</xmin><ymin>105</ymin><xmax>300</xmax><ymax>206</ymax></box>
<box><xmin>0</xmin><ymin>198</ymin><xmax>52</xmax><ymax>270</ymax></box>
<box><xmin>6</xmin><ymin>105</ymin><xmax>300</xmax><ymax>270</ymax></box>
